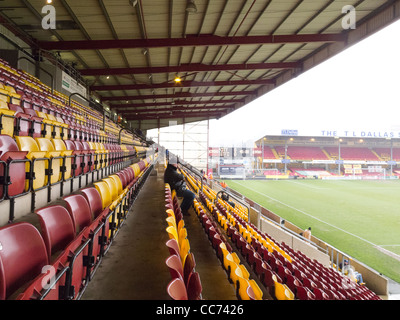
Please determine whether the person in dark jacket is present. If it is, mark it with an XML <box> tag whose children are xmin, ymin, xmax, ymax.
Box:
<box><xmin>164</xmin><ymin>159</ymin><xmax>195</xmax><ymax>216</ymax></box>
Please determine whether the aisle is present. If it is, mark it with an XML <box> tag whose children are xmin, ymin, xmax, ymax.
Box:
<box><xmin>82</xmin><ymin>167</ymin><xmax>236</xmax><ymax>300</ymax></box>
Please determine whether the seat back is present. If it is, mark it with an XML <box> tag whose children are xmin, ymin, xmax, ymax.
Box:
<box><xmin>15</xmin><ymin>136</ymin><xmax>47</xmax><ymax>190</ymax></box>
<box><xmin>166</xmin><ymin>254</ymin><xmax>184</xmax><ymax>281</ymax></box>
<box><xmin>36</xmin><ymin>205</ymin><xmax>76</xmax><ymax>259</ymax></box>
<box><xmin>93</xmin><ymin>181</ymin><xmax>112</xmax><ymax>209</ymax></box>
<box><xmin>0</xmin><ymin>135</ymin><xmax>28</xmax><ymax>198</ymax></box>
<box><xmin>167</xmin><ymin>278</ymin><xmax>188</xmax><ymax>300</ymax></box>
<box><xmin>0</xmin><ymin>222</ymin><xmax>49</xmax><ymax>300</ymax></box>
<box><xmin>80</xmin><ymin>187</ymin><xmax>103</xmax><ymax>218</ymax></box>
<box><xmin>63</xmin><ymin>194</ymin><xmax>92</xmax><ymax>234</ymax></box>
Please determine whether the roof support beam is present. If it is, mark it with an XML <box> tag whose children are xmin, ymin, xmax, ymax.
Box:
<box><xmin>111</xmin><ymin>99</ymin><xmax>243</xmax><ymax>110</ymax></box>
<box><xmin>91</xmin><ymin>79</ymin><xmax>274</xmax><ymax>91</ymax></box>
<box><xmin>126</xmin><ymin>110</ymin><xmax>226</xmax><ymax>121</ymax></box>
<box><xmin>101</xmin><ymin>90</ymin><xmax>253</xmax><ymax>101</ymax></box>
<box><xmin>118</xmin><ymin>105</ymin><xmax>235</xmax><ymax>115</ymax></box>
<box><xmin>39</xmin><ymin>33</ymin><xmax>346</xmax><ymax>51</ymax></box>
<box><xmin>80</xmin><ymin>62</ymin><xmax>300</xmax><ymax>76</ymax></box>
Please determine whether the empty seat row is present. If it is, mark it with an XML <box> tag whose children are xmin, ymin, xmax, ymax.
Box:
<box><xmin>165</xmin><ymin>183</ymin><xmax>202</xmax><ymax>301</ymax></box>
<box><xmin>0</xmin><ymin>157</ymin><xmax>154</xmax><ymax>300</ymax></box>
<box><xmin>0</xmin><ymin>134</ymin><xmax>139</xmax><ymax>202</ymax></box>
<box><xmin>192</xmin><ymin>196</ymin><xmax>263</xmax><ymax>301</ymax></box>
<box><xmin>187</xmin><ymin>168</ymin><xmax>381</xmax><ymax>300</ymax></box>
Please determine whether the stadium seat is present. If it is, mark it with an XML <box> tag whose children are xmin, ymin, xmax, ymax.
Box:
<box><xmin>166</xmin><ymin>254</ymin><xmax>184</xmax><ymax>281</ymax></box>
<box><xmin>0</xmin><ymin>99</ymin><xmax>16</xmax><ymax>137</ymax></box>
<box><xmin>51</xmin><ymin>138</ymin><xmax>73</xmax><ymax>180</ymax></box>
<box><xmin>0</xmin><ymin>222</ymin><xmax>49</xmax><ymax>300</ymax></box>
<box><xmin>15</xmin><ymin>136</ymin><xmax>47</xmax><ymax>191</ymax></box>
<box><xmin>35</xmin><ymin>137</ymin><xmax>62</xmax><ymax>185</ymax></box>
<box><xmin>22</xmin><ymin>108</ymin><xmax>43</xmax><ymax>138</ymax></box>
<box><xmin>93</xmin><ymin>181</ymin><xmax>112</xmax><ymax>210</ymax></box>
<box><xmin>0</xmin><ymin>134</ymin><xmax>28</xmax><ymax>198</ymax></box>
<box><xmin>35</xmin><ymin>205</ymin><xmax>76</xmax><ymax>259</ymax></box>
<box><xmin>7</xmin><ymin>104</ymin><xmax>31</xmax><ymax>136</ymax></box>
<box><xmin>36</xmin><ymin>204</ymin><xmax>92</xmax><ymax>299</ymax></box>
<box><xmin>166</xmin><ymin>225</ymin><xmax>179</xmax><ymax>244</ymax></box>
<box><xmin>80</xmin><ymin>187</ymin><xmax>104</xmax><ymax>219</ymax></box>
<box><xmin>63</xmin><ymin>194</ymin><xmax>93</xmax><ymax>234</ymax></box>
<box><xmin>186</xmin><ymin>271</ymin><xmax>202</xmax><ymax>300</ymax></box>
<box><xmin>167</xmin><ymin>277</ymin><xmax>188</xmax><ymax>300</ymax></box>
<box><xmin>80</xmin><ymin>187</ymin><xmax>112</xmax><ymax>258</ymax></box>
<box><xmin>166</xmin><ymin>239</ymin><xmax>180</xmax><ymax>258</ymax></box>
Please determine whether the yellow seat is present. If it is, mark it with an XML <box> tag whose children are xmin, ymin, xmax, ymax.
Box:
<box><xmin>36</xmin><ymin>111</ymin><xmax>59</xmax><ymax>139</ymax></box>
<box><xmin>235</xmin><ymin>269</ymin><xmax>252</xmax><ymax>300</ymax></box>
<box><xmin>177</xmin><ymin>219</ymin><xmax>185</xmax><ymax>235</ymax></box>
<box><xmin>166</xmin><ymin>216</ymin><xmax>177</xmax><ymax>231</ymax></box>
<box><xmin>273</xmin><ymin>275</ymin><xmax>294</xmax><ymax>300</ymax></box>
<box><xmin>109</xmin><ymin>174</ymin><xmax>123</xmax><ymax>196</ymax></box>
<box><xmin>103</xmin><ymin>177</ymin><xmax>119</xmax><ymax>202</ymax></box>
<box><xmin>179</xmin><ymin>237</ymin><xmax>190</xmax><ymax>265</ymax></box>
<box><xmin>15</xmin><ymin>136</ymin><xmax>47</xmax><ymax>191</ymax></box>
<box><xmin>249</xmin><ymin>280</ymin><xmax>263</xmax><ymax>300</ymax></box>
<box><xmin>166</xmin><ymin>209</ymin><xmax>175</xmax><ymax>219</ymax></box>
<box><xmin>166</xmin><ymin>225</ymin><xmax>179</xmax><ymax>244</ymax></box>
<box><xmin>35</xmin><ymin>138</ymin><xmax>62</xmax><ymax>185</ymax></box>
<box><xmin>51</xmin><ymin>138</ymin><xmax>73</xmax><ymax>180</ymax></box>
<box><xmin>0</xmin><ymin>99</ymin><xmax>16</xmax><ymax>137</ymax></box>
<box><xmin>94</xmin><ymin>181</ymin><xmax>112</xmax><ymax>209</ymax></box>
<box><xmin>131</xmin><ymin>163</ymin><xmax>141</xmax><ymax>178</ymax></box>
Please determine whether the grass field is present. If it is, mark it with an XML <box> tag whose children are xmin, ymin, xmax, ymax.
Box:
<box><xmin>224</xmin><ymin>179</ymin><xmax>400</xmax><ymax>284</ymax></box>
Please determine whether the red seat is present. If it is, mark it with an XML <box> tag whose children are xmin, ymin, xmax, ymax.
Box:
<box><xmin>0</xmin><ymin>222</ymin><xmax>49</xmax><ymax>300</ymax></box>
<box><xmin>167</xmin><ymin>277</ymin><xmax>188</xmax><ymax>300</ymax></box>
<box><xmin>64</xmin><ymin>140</ymin><xmax>84</xmax><ymax>176</ymax></box>
<box><xmin>36</xmin><ymin>205</ymin><xmax>76</xmax><ymax>260</ymax></box>
<box><xmin>22</xmin><ymin>108</ymin><xmax>43</xmax><ymax>138</ymax></box>
<box><xmin>166</xmin><ymin>239</ymin><xmax>180</xmax><ymax>257</ymax></box>
<box><xmin>80</xmin><ymin>187</ymin><xmax>103</xmax><ymax>219</ymax></box>
<box><xmin>296</xmin><ymin>286</ymin><xmax>316</xmax><ymax>300</ymax></box>
<box><xmin>63</xmin><ymin>194</ymin><xmax>92</xmax><ymax>234</ymax></box>
<box><xmin>7</xmin><ymin>104</ymin><xmax>31</xmax><ymax>136</ymax></box>
<box><xmin>166</xmin><ymin>254</ymin><xmax>184</xmax><ymax>281</ymax></box>
<box><xmin>0</xmin><ymin>134</ymin><xmax>28</xmax><ymax>198</ymax></box>
<box><xmin>80</xmin><ymin>187</ymin><xmax>112</xmax><ymax>255</ymax></box>
<box><xmin>186</xmin><ymin>271</ymin><xmax>202</xmax><ymax>300</ymax></box>
<box><xmin>35</xmin><ymin>204</ymin><xmax>91</xmax><ymax>300</ymax></box>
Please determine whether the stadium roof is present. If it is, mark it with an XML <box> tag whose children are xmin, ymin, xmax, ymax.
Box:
<box><xmin>1</xmin><ymin>0</ymin><xmax>399</xmax><ymax>130</ymax></box>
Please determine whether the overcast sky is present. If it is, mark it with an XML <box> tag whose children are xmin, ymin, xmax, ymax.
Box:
<box><xmin>209</xmin><ymin>19</ymin><xmax>400</xmax><ymax>147</ymax></box>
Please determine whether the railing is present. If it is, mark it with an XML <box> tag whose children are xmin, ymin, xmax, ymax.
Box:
<box><xmin>214</xmin><ymin>189</ymin><xmax>250</xmax><ymax>223</ymax></box>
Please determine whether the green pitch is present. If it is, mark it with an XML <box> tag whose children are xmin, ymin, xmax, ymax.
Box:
<box><xmin>224</xmin><ymin>179</ymin><xmax>400</xmax><ymax>284</ymax></box>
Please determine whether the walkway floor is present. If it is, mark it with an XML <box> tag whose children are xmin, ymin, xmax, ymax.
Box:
<box><xmin>81</xmin><ymin>165</ymin><xmax>237</xmax><ymax>300</ymax></box>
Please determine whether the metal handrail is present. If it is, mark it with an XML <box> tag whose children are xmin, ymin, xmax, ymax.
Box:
<box><xmin>215</xmin><ymin>190</ymin><xmax>250</xmax><ymax>222</ymax></box>
<box><xmin>176</xmin><ymin>157</ymin><xmax>203</xmax><ymax>193</ymax></box>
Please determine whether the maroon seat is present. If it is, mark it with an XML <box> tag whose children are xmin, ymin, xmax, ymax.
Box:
<box><xmin>166</xmin><ymin>239</ymin><xmax>180</xmax><ymax>257</ymax></box>
<box><xmin>166</xmin><ymin>254</ymin><xmax>184</xmax><ymax>281</ymax></box>
<box><xmin>64</xmin><ymin>140</ymin><xmax>83</xmax><ymax>176</ymax></box>
<box><xmin>186</xmin><ymin>271</ymin><xmax>202</xmax><ymax>300</ymax></box>
<box><xmin>296</xmin><ymin>286</ymin><xmax>316</xmax><ymax>300</ymax></box>
<box><xmin>0</xmin><ymin>222</ymin><xmax>49</xmax><ymax>300</ymax></box>
<box><xmin>63</xmin><ymin>194</ymin><xmax>93</xmax><ymax>234</ymax></box>
<box><xmin>0</xmin><ymin>134</ymin><xmax>28</xmax><ymax>198</ymax></box>
<box><xmin>80</xmin><ymin>187</ymin><xmax>103</xmax><ymax>219</ymax></box>
<box><xmin>35</xmin><ymin>205</ymin><xmax>91</xmax><ymax>300</ymax></box>
<box><xmin>36</xmin><ymin>205</ymin><xmax>76</xmax><ymax>260</ymax></box>
<box><xmin>167</xmin><ymin>277</ymin><xmax>188</xmax><ymax>300</ymax></box>
<box><xmin>7</xmin><ymin>104</ymin><xmax>31</xmax><ymax>136</ymax></box>
<box><xmin>80</xmin><ymin>187</ymin><xmax>112</xmax><ymax>254</ymax></box>
<box><xmin>22</xmin><ymin>108</ymin><xmax>43</xmax><ymax>138</ymax></box>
